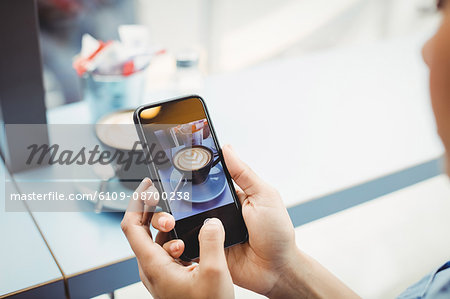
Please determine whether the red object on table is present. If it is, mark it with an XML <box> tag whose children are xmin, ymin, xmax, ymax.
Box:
<box><xmin>72</xmin><ymin>40</ymin><xmax>112</xmax><ymax>76</ymax></box>
<box><xmin>122</xmin><ymin>60</ymin><xmax>135</xmax><ymax>76</ymax></box>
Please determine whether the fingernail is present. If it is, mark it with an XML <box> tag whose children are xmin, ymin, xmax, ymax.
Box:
<box><xmin>158</xmin><ymin>216</ymin><xmax>168</xmax><ymax>228</ymax></box>
<box><xmin>138</xmin><ymin>177</ymin><xmax>151</xmax><ymax>192</ymax></box>
<box><xmin>170</xmin><ymin>242</ymin><xmax>180</xmax><ymax>252</ymax></box>
<box><xmin>203</xmin><ymin>217</ymin><xmax>221</xmax><ymax>226</ymax></box>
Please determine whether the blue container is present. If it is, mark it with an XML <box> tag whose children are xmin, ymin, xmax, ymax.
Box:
<box><xmin>83</xmin><ymin>69</ymin><xmax>147</xmax><ymax>122</ymax></box>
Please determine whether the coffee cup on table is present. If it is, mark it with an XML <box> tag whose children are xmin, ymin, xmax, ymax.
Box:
<box><xmin>95</xmin><ymin>110</ymin><xmax>167</xmax><ymax>189</ymax></box>
<box><xmin>172</xmin><ymin>145</ymin><xmax>219</xmax><ymax>184</ymax></box>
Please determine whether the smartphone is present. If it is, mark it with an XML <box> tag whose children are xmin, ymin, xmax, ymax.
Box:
<box><xmin>134</xmin><ymin>95</ymin><xmax>248</xmax><ymax>260</ymax></box>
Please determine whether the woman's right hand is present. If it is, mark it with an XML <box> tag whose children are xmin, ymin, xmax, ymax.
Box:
<box><xmin>156</xmin><ymin>145</ymin><xmax>298</xmax><ymax>296</ymax></box>
<box><xmin>158</xmin><ymin>145</ymin><xmax>360</xmax><ymax>299</ymax></box>
<box><xmin>219</xmin><ymin>145</ymin><xmax>300</xmax><ymax>296</ymax></box>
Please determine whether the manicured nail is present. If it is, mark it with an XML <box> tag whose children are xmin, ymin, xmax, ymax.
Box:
<box><xmin>158</xmin><ymin>216</ymin><xmax>168</xmax><ymax>228</ymax></box>
<box><xmin>170</xmin><ymin>242</ymin><xmax>180</xmax><ymax>252</ymax></box>
<box><xmin>203</xmin><ymin>218</ymin><xmax>221</xmax><ymax>226</ymax></box>
<box><xmin>138</xmin><ymin>177</ymin><xmax>151</xmax><ymax>191</ymax></box>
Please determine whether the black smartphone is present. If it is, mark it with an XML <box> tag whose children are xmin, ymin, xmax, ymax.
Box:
<box><xmin>134</xmin><ymin>95</ymin><xmax>248</xmax><ymax>260</ymax></box>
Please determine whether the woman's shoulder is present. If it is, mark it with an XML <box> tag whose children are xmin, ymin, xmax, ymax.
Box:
<box><xmin>397</xmin><ymin>261</ymin><xmax>450</xmax><ymax>299</ymax></box>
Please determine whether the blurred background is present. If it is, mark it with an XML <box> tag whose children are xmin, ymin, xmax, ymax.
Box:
<box><xmin>40</xmin><ymin>0</ymin><xmax>442</xmax><ymax>108</ymax></box>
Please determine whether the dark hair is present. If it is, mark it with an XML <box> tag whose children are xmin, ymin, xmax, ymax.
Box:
<box><xmin>438</xmin><ymin>0</ymin><xmax>445</xmax><ymax>9</ymax></box>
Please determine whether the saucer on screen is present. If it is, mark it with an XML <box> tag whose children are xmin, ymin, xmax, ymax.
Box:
<box><xmin>169</xmin><ymin>164</ymin><xmax>226</xmax><ymax>203</ymax></box>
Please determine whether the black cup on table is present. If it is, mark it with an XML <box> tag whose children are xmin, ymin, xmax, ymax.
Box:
<box><xmin>172</xmin><ymin>145</ymin><xmax>219</xmax><ymax>184</ymax></box>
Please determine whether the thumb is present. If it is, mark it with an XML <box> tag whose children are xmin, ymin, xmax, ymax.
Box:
<box><xmin>222</xmin><ymin>144</ymin><xmax>263</xmax><ymax>195</ymax></box>
<box><xmin>198</xmin><ymin>218</ymin><xmax>228</xmax><ymax>273</ymax></box>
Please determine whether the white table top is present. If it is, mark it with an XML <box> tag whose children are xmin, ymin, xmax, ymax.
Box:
<box><xmin>0</xmin><ymin>160</ymin><xmax>64</xmax><ymax>297</ymax></box>
<box><xmin>202</xmin><ymin>33</ymin><xmax>443</xmax><ymax>206</ymax></box>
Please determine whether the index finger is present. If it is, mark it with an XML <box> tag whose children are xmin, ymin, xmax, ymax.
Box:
<box><xmin>121</xmin><ymin>178</ymin><xmax>170</xmax><ymax>265</ymax></box>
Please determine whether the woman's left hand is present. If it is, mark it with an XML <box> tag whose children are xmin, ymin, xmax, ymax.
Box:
<box><xmin>121</xmin><ymin>178</ymin><xmax>234</xmax><ymax>299</ymax></box>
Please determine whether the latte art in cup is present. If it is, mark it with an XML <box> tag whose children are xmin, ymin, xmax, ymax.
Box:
<box><xmin>174</xmin><ymin>147</ymin><xmax>212</xmax><ymax>171</ymax></box>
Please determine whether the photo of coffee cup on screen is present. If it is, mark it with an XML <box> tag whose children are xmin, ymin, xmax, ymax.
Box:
<box><xmin>153</xmin><ymin>118</ymin><xmax>234</xmax><ymax>220</ymax></box>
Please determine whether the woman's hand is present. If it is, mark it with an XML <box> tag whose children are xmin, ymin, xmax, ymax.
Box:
<box><xmin>155</xmin><ymin>145</ymin><xmax>298</xmax><ymax>296</ymax></box>
<box><xmin>157</xmin><ymin>145</ymin><xmax>360</xmax><ymax>299</ymax></box>
<box><xmin>220</xmin><ymin>145</ymin><xmax>299</xmax><ymax>296</ymax></box>
<box><xmin>121</xmin><ymin>178</ymin><xmax>234</xmax><ymax>299</ymax></box>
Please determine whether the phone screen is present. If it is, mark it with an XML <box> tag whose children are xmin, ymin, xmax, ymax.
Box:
<box><xmin>135</xmin><ymin>96</ymin><xmax>247</xmax><ymax>259</ymax></box>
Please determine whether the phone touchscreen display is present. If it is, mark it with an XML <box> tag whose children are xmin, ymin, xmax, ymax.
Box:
<box><xmin>138</xmin><ymin>97</ymin><xmax>236</xmax><ymax>220</ymax></box>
